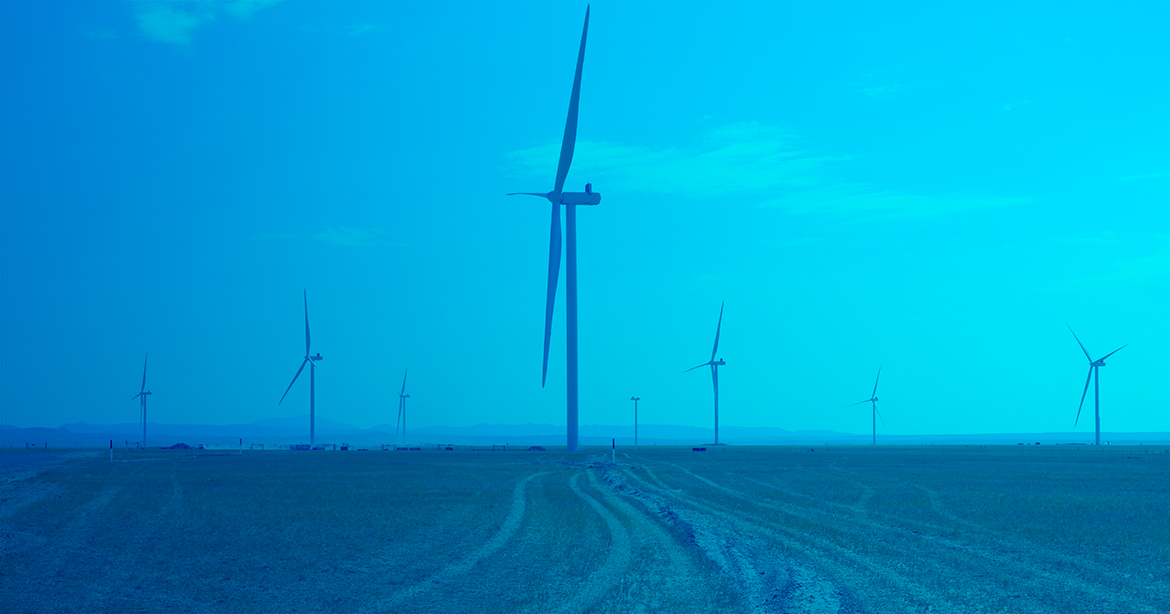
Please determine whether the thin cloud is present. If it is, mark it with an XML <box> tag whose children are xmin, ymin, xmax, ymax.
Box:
<box><xmin>762</xmin><ymin>185</ymin><xmax>1030</xmax><ymax>219</ymax></box>
<box><xmin>83</xmin><ymin>27</ymin><xmax>120</xmax><ymax>40</ymax></box>
<box><xmin>854</xmin><ymin>67</ymin><xmax>904</xmax><ymax>100</ymax></box>
<box><xmin>508</xmin><ymin>121</ymin><xmax>1027</xmax><ymax>219</ymax></box>
<box><xmin>133</xmin><ymin>1</ymin><xmax>280</xmax><ymax>46</ymax></box>
<box><xmin>1117</xmin><ymin>172</ymin><xmax>1169</xmax><ymax>182</ymax></box>
<box><xmin>313</xmin><ymin>226</ymin><xmax>394</xmax><ymax>248</ymax></box>
<box><xmin>1040</xmin><ymin>242</ymin><xmax>1169</xmax><ymax>292</ymax></box>
<box><xmin>345</xmin><ymin>24</ymin><xmax>377</xmax><ymax>37</ymax></box>
<box><xmin>508</xmin><ymin>122</ymin><xmax>850</xmax><ymax>198</ymax></box>
<box><xmin>249</xmin><ymin>231</ymin><xmax>299</xmax><ymax>242</ymax></box>
<box><xmin>1059</xmin><ymin>231</ymin><xmax>1118</xmax><ymax>246</ymax></box>
<box><xmin>859</xmin><ymin>84</ymin><xmax>901</xmax><ymax>99</ymax></box>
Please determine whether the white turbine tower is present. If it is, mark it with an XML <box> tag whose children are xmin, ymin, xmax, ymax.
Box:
<box><xmin>686</xmin><ymin>302</ymin><xmax>725</xmax><ymax>445</ymax></box>
<box><xmin>130</xmin><ymin>353</ymin><xmax>151</xmax><ymax>447</ymax></box>
<box><xmin>507</xmin><ymin>6</ymin><xmax>600</xmax><ymax>453</ymax></box>
<box><xmin>1068</xmin><ymin>324</ymin><xmax>1126</xmax><ymax>446</ymax></box>
<box><xmin>279</xmin><ymin>290</ymin><xmax>323</xmax><ymax>446</ymax></box>
<box><xmin>847</xmin><ymin>367</ymin><xmax>884</xmax><ymax>445</ymax></box>
<box><xmin>395</xmin><ymin>368</ymin><xmax>410</xmax><ymax>446</ymax></box>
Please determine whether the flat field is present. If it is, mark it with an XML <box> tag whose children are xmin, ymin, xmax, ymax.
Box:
<box><xmin>1</xmin><ymin>445</ymin><xmax>1166</xmax><ymax>613</ymax></box>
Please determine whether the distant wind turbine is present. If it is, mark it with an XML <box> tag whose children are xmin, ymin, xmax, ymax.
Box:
<box><xmin>630</xmin><ymin>396</ymin><xmax>640</xmax><ymax>445</ymax></box>
<box><xmin>686</xmin><ymin>302</ymin><xmax>726</xmax><ymax>444</ymax></box>
<box><xmin>396</xmin><ymin>368</ymin><xmax>410</xmax><ymax>446</ymax></box>
<box><xmin>507</xmin><ymin>6</ymin><xmax>600</xmax><ymax>453</ymax></box>
<box><xmin>130</xmin><ymin>353</ymin><xmax>151</xmax><ymax>447</ymax></box>
<box><xmin>847</xmin><ymin>367</ymin><xmax>884</xmax><ymax>445</ymax></box>
<box><xmin>279</xmin><ymin>290</ymin><xmax>324</xmax><ymax>446</ymax></box>
<box><xmin>1067</xmin><ymin>324</ymin><xmax>1126</xmax><ymax>446</ymax></box>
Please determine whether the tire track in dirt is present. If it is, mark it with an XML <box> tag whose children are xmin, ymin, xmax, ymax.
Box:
<box><xmin>18</xmin><ymin>466</ymin><xmax>130</xmax><ymax>613</ymax></box>
<box><xmin>364</xmin><ymin>470</ymin><xmax>550</xmax><ymax>613</ymax></box>
<box><xmin>814</xmin><ymin>464</ymin><xmax>1167</xmax><ymax>612</ymax></box>
<box><xmin>588</xmin><ymin>468</ymin><xmax>738</xmax><ymax>612</ymax></box>
<box><xmin>85</xmin><ymin>468</ymin><xmax>191</xmax><ymax>611</ymax></box>
<box><xmin>645</xmin><ymin>467</ymin><xmax>935</xmax><ymax>608</ymax></box>
<box><xmin>907</xmin><ymin>480</ymin><xmax>1170</xmax><ymax>610</ymax></box>
<box><xmin>624</xmin><ymin>457</ymin><xmax>958</xmax><ymax>612</ymax></box>
<box><xmin>615</xmin><ymin>463</ymin><xmax>847</xmax><ymax>614</ymax></box>
<box><xmin>668</xmin><ymin>464</ymin><xmax>1051</xmax><ymax>611</ymax></box>
<box><xmin>0</xmin><ymin>452</ymin><xmax>97</xmax><ymax>524</ymax></box>
<box><xmin>555</xmin><ymin>471</ymin><xmax>632</xmax><ymax>614</ymax></box>
<box><xmin>666</xmin><ymin>462</ymin><xmax>1163</xmax><ymax>614</ymax></box>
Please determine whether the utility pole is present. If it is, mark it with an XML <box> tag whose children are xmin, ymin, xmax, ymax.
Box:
<box><xmin>630</xmin><ymin>397</ymin><xmax>640</xmax><ymax>446</ymax></box>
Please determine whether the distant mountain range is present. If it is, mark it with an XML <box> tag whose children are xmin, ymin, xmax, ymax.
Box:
<box><xmin>1</xmin><ymin>418</ymin><xmax>1167</xmax><ymax>449</ymax></box>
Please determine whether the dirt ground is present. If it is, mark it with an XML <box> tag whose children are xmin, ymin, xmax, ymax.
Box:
<box><xmin>1</xmin><ymin>445</ymin><xmax>1166</xmax><ymax>613</ymax></box>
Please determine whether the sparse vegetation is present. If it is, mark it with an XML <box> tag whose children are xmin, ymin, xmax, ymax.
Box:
<box><xmin>1</xmin><ymin>446</ymin><xmax>1166</xmax><ymax>613</ymax></box>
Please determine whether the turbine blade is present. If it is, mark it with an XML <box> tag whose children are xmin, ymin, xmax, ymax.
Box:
<box><xmin>552</xmin><ymin>5</ymin><xmax>590</xmax><ymax>194</ymax></box>
<box><xmin>131</xmin><ymin>392</ymin><xmax>143</xmax><ymax>401</ymax></box>
<box><xmin>1066</xmin><ymin>323</ymin><xmax>1091</xmax><ymax>362</ymax></box>
<box><xmin>396</xmin><ymin>398</ymin><xmax>403</xmax><ymax>435</ymax></box>
<box><xmin>309</xmin><ymin>359</ymin><xmax>324</xmax><ymax>375</ymax></box>
<box><xmin>684</xmin><ymin>361</ymin><xmax>710</xmax><ymax>373</ymax></box>
<box><xmin>1099</xmin><ymin>344</ymin><xmax>1127</xmax><ymax>362</ymax></box>
<box><xmin>710</xmin><ymin>301</ymin><xmax>724</xmax><ymax>361</ymax></box>
<box><xmin>875</xmin><ymin>402</ymin><xmax>887</xmax><ymax>428</ymax></box>
<box><xmin>304</xmin><ymin>290</ymin><xmax>311</xmax><ymax>355</ymax></box>
<box><xmin>279</xmin><ymin>359</ymin><xmax>308</xmax><ymax>405</ymax></box>
<box><xmin>871</xmin><ymin>365</ymin><xmax>881</xmax><ymax>398</ymax></box>
<box><xmin>141</xmin><ymin>353</ymin><xmax>148</xmax><ymax>393</ymax></box>
<box><xmin>542</xmin><ymin>202</ymin><xmax>562</xmax><ymax>387</ymax></box>
<box><xmin>845</xmin><ymin>399</ymin><xmax>870</xmax><ymax>408</ymax></box>
<box><xmin>1074</xmin><ymin>366</ymin><xmax>1093</xmax><ymax>426</ymax></box>
<box><xmin>506</xmin><ymin>192</ymin><xmax>549</xmax><ymax>197</ymax></box>
<box><xmin>400</xmin><ymin>368</ymin><xmax>408</xmax><ymax>395</ymax></box>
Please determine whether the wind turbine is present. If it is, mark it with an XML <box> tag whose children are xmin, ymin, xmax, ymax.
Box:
<box><xmin>279</xmin><ymin>290</ymin><xmax>324</xmax><ymax>446</ymax></box>
<box><xmin>1068</xmin><ymin>324</ymin><xmax>1126</xmax><ymax>446</ymax></box>
<box><xmin>686</xmin><ymin>302</ymin><xmax>726</xmax><ymax>445</ymax></box>
<box><xmin>507</xmin><ymin>6</ymin><xmax>600</xmax><ymax>453</ymax></box>
<box><xmin>630</xmin><ymin>396</ymin><xmax>640</xmax><ymax>445</ymax></box>
<box><xmin>395</xmin><ymin>368</ymin><xmax>410</xmax><ymax>446</ymax></box>
<box><xmin>130</xmin><ymin>353</ymin><xmax>151</xmax><ymax>447</ymax></box>
<box><xmin>847</xmin><ymin>367</ymin><xmax>884</xmax><ymax>445</ymax></box>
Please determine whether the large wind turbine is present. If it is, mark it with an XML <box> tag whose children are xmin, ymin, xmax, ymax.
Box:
<box><xmin>847</xmin><ymin>367</ymin><xmax>883</xmax><ymax>445</ymax></box>
<box><xmin>686</xmin><ymin>302</ymin><xmax>726</xmax><ymax>444</ymax></box>
<box><xmin>279</xmin><ymin>290</ymin><xmax>324</xmax><ymax>446</ymax></box>
<box><xmin>395</xmin><ymin>368</ymin><xmax>410</xmax><ymax>446</ymax></box>
<box><xmin>507</xmin><ymin>6</ymin><xmax>600</xmax><ymax>452</ymax></box>
<box><xmin>130</xmin><ymin>353</ymin><xmax>151</xmax><ymax>447</ymax></box>
<box><xmin>1068</xmin><ymin>324</ymin><xmax>1126</xmax><ymax>446</ymax></box>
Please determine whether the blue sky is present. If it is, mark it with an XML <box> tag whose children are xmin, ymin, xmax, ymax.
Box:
<box><xmin>2</xmin><ymin>1</ymin><xmax>1166</xmax><ymax>438</ymax></box>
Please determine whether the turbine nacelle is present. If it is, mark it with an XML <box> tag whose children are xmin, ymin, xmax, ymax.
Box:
<box><xmin>560</xmin><ymin>188</ymin><xmax>601</xmax><ymax>205</ymax></box>
<box><xmin>508</xmin><ymin>184</ymin><xmax>601</xmax><ymax>206</ymax></box>
<box><xmin>309</xmin><ymin>353</ymin><xmax>323</xmax><ymax>362</ymax></box>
